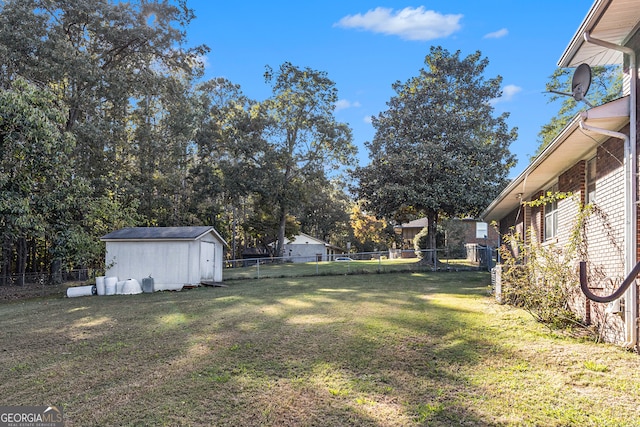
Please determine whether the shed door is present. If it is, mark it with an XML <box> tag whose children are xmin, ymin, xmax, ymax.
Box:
<box><xmin>200</xmin><ymin>241</ymin><xmax>215</xmax><ymax>281</ymax></box>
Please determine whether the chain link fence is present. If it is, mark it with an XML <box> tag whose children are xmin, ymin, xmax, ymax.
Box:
<box><xmin>224</xmin><ymin>248</ymin><xmax>497</xmax><ymax>281</ymax></box>
<box><xmin>0</xmin><ymin>269</ymin><xmax>94</xmax><ymax>287</ymax></box>
<box><xmin>0</xmin><ymin>246</ymin><xmax>498</xmax><ymax>288</ymax></box>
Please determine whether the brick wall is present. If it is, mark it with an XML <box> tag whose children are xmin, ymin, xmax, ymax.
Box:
<box><xmin>496</xmin><ymin>135</ymin><xmax>628</xmax><ymax>344</ymax></box>
<box><xmin>529</xmin><ymin>191</ymin><xmax>544</xmax><ymax>244</ymax></box>
<box><xmin>461</xmin><ymin>220</ymin><xmax>500</xmax><ymax>245</ymax></box>
<box><xmin>559</xmin><ymin>160</ymin><xmax>585</xmax><ymax>197</ymax></box>
<box><xmin>584</xmin><ymin>137</ymin><xmax>625</xmax><ymax>274</ymax></box>
<box><xmin>564</xmin><ymin>136</ymin><xmax>626</xmax><ymax>344</ymax></box>
<box><xmin>498</xmin><ymin>205</ymin><xmax>525</xmax><ymax>258</ymax></box>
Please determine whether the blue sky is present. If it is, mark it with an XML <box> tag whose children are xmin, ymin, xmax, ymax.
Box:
<box><xmin>185</xmin><ymin>1</ymin><xmax>594</xmax><ymax>178</ymax></box>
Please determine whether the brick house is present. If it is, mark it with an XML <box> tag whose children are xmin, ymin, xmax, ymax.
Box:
<box><xmin>482</xmin><ymin>0</ymin><xmax>640</xmax><ymax>347</ymax></box>
<box><xmin>393</xmin><ymin>218</ymin><xmax>429</xmax><ymax>250</ymax></box>
<box><xmin>393</xmin><ymin>217</ymin><xmax>499</xmax><ymax>260</ymax></box>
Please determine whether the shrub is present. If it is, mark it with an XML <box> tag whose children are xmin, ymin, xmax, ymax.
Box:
<box><xmin>499</xmin><ymin>233</ymin><xmax>582</xmax><ymax>328</ymax></box>
<box><xmin>498</xmin><ymin>192</ymin><xmax>587</xmax><ymax>329</ymax></box>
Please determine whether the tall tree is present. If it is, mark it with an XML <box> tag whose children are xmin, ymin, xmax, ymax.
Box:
<box><xmin>536</xmin><ymin>65</ymin><xmax>623</xmax><ymax>156</ymax></box>
<box><xmin>0</xmin><ymin>79</ymin><xmax>81</xmax><ymax>284</ymax></box>
<box><xmin>0</xmin><ymin>0</ymin><xmax>207</xmax><ymax>199</ymax></box>
<box><xmin>0</xmin><ymin>0</ymin><xmax>208</xmax><ymax>273</ymax></box>
<box><xmin>190</xmin><ymin>77</ymin><xmax>266</xmax><ymax>245</ymax></box>
<box><xmin>349</xmin><ymin>203</ymin><xmax>392</xmax><ymax>252</ymax></box>
<box><xmin>257</xmin><ymin>62</ymin><xmax>356</xmax><ymax>257</ymax></box>
<box><xmin>131</xmin><ymin>75</ymin><xmax>199</xmax><ymax>226</ymax></box>
<box><xmin>352</xmin><ymin>47</ymin><xmax>516</xmax><ymax>262</ymax></box>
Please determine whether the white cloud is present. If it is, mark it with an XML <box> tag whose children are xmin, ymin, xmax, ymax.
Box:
<box><xmin>502</xmin><ymin>84</ymin><xmax>522</xmax><ymax>100</ymax></box>
<box><xmin>484</xmin><ymin>28</ymin><xmax>508</xmax><ymax>39</ymax></box>
<box><xmin>335</xmin><ymin>99</ymin><xmax>362</xmax><ymax>111</ymax></box>
<box><xmin>490</xmin><ymin>84</ymin><xmax>522</xmax><ymax>105</ymax></box>
<box><xmin>364</xmin><ymin>115</ymin><xmax>373</xmax><ymax>124</ymax></box>
<box><xmin>335</xmin><ymin>7</ymin><xmax>463</xmax><ymax>41</ymax></box>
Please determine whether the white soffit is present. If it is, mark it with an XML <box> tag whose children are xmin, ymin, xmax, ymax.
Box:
<box><xmin>481</xmin><ymin>97</ymin><xmax>630</xmax><ymax>221</ymax></box>
<box><xmin>559</xmin><ymin>0</ymin><xmax>640</xmax><ymax>67</ymax></box>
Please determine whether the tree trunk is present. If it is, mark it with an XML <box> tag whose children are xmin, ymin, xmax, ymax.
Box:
<box><xmin>275</xmin><ymin>203</ymin><xmax>287</xmax><ymax>260</ymax></box>
<box><xmin>51</xmin><ymin>259</ymin><xmax>63</xmax><ymax>285</ymax></box>
<box><xmin>425</xmin><ymin>210</ymin><xmax>439</xmax><ymax>267</ymax></box>
<box><xmin>16</xmin><ymin>237</ymin><xmax>27</xmax><ymax>286</ymax></box>
<box><xmin>1</xmin><ymin>236</ymin><xmax>10</xmax><ymax>286</ymax></box>
<box><xmin>29</xmin><ymin>238</ymin><xmax>38</xmax><ymax>273</ymax></box>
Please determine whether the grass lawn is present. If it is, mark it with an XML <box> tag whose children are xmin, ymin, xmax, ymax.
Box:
<box><xmin>224</xmin><ymin>257</ymin><xmax>479</xmax><ymax>280</ymax></box>
<box><xmin>2</xmin><ymin>271</ymin><xmax>640</xmax><ymax>426</ymax></box>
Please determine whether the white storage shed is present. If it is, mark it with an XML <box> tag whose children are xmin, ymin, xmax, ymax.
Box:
<box><xmin>101</xmin><ymin>226</ymin><xmax>227</xmax><ymax>291</ymax></box>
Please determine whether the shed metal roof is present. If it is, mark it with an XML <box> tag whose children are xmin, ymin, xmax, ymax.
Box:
<box><xmin>101</xmin><ymin>226</ymin><xmax>226</xmax><ymax>244</ymax></box>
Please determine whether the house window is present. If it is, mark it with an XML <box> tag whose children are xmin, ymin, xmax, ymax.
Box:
<box><xmin>586</xmin><ymin>157</ymin><xmax>596</xmax><ymax>203</ymax></box>
<box><xmin>544</xmin><ymin>184</ymin><xmax>558</xmax><ymax>241</ymax></box>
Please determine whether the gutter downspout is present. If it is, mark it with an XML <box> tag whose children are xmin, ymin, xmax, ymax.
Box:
<box><xmin>582</xmin><ymin>31</ymin><xmax>637</xmax><ymax>348</ymax></box>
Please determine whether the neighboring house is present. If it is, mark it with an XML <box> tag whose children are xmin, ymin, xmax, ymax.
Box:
<box><xmin>282</xmin><ymin>233</ymin><xmax>345</xmax><ymax>263</ymax></box>
<box><xmin>393</xmin><ymin>218</ymin><xmax>429</xmax><ymax>250</ymax></box>
<box><xmin>101</xmin><ymin>226</ymin><xmax>227</xmax><ymax>291</ymax></box>
<box><xmin>393</xmin><ymin>217</ymin><xmax>499</xmax><ymax>259</ymax></box>
<box><xmin>482</xmin><ymin>0</ymin><xmax>640</xmax><ymax>346</ymax></box>
<box><xmin>457</xmin><ymin>218</ymin><xmax>500</xmax><ymax>246</ymax></box>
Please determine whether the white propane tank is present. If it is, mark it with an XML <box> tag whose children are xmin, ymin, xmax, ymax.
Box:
<box><xmin>66</xmin><ymin>285</ymin><xmax>96</xmax><ymax>298</ymax></box>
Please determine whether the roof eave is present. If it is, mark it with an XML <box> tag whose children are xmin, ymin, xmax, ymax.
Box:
<box><xmin>558</xmin><ymin>0</ymin><xmax>610</xmax><ymax>67</ymax></box>
<box><xmin>481</xmin><ymin>96</ymin><xmax>630</xmax><ymax>222</ymax></box>
<box><xmin>480</xmin><ymin>115</ymin><xmax>582</xmax><ymax>221</ymax></box>
<box><xmin>197</xmin><ymin>227</ymin><xmax>229</xmax><ymax>247</ymax></box>
<box><xmin>558</xmin><ymin>0</ymin><xmax>640</xmax><ymax>68</ymax></box>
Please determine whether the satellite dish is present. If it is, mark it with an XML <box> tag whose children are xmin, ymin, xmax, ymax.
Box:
<box><xmin>547</xmin><ymin>63</ymin><xmax>593</xmax><ymax>107</ymax></box>
<box><xmin>571</xmin><ymin>63</ymin><xmax>591</xmax><ymax>103</ymax></box>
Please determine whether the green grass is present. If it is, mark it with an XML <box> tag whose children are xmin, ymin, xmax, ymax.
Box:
<box><xmin>224</xmin><ymin>257</ymin><xmax>479</xmax><ymax>280</ymax></box>
<box><xmin>2</xmin><ymin>271</ymin><xmax>640</xmax><ymax>426</ymax></box>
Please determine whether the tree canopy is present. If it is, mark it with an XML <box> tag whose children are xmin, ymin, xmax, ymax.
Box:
<box><xmin>0</xmin><ymin>78</ymin><xmax>85</xmax><ymax>284</ymax></box>
<box><xmin>255</xmin><ymin>63</ymin><xmax>357</xmax><ymax>257</ymax></box>
<box><xmin>0</xmin><ymin>1</ymin><xmax>361</xmax><ymax>280</ymax></box>
<box><xmin>352</xmin><ymin>46</ymin><xmax>516</xmax><ymax>259</ymax></box>
<box><xmin>0</xmin><ymin>0</ymin><xmax>208</xmax><ymax>277</ymax></box>
<box><xmin>0</xmin><ymin>2</ymin><xmax>525</xmax><ymax>281</ymax></box>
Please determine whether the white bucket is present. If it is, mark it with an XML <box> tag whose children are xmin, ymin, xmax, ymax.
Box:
<box><xmin>104</xmin><ymin>277</ymin><xmax>118</xmax><ymax>295</ymax></box>
<box><xmin>95</xmin><ymin>276</ymin><xmax>106</xmax><ymax>296</ymax></box>
<box><xmin>67</xmin><ymin>285</ymin><xmax>96</xmax><ymax>298</ymax></box>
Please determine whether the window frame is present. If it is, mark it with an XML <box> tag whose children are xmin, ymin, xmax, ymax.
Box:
<box><xmin>544</xmin><ymin>184</ymin><xmax>559</xmax><ymax>241</ymax></box>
